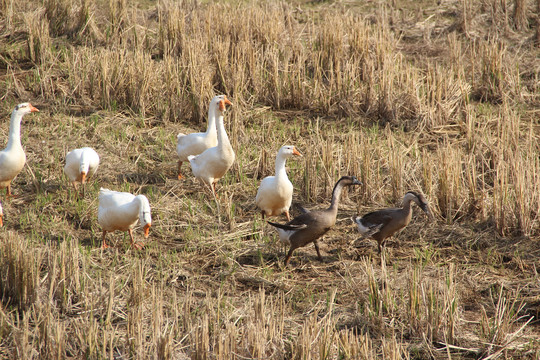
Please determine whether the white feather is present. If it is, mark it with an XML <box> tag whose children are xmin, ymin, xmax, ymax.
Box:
<box><xmin>255</xmin><ymin>145</ymin><xmax>301</xmax><ymax>217</ymax></box>
<box><xmin>98</xmin><ymin>188</ymin><xmax>151</xmax><ymax>233</ymax></box>
<box><xmin>64</xmin><ymin>147</ymin><xmax>100</xmax><ymax>183</ymax></box>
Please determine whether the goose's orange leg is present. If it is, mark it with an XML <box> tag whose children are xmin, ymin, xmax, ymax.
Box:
<box><xmin>284</xmin><ymin>210</ymin><xmax>291</xmax><ymax>221</ymax></box>
<box><xmin>177</xmin><ymin>160</ymin><xmax>183</xmax><ymax>180</ymax></box>
<box><xmin>129</xmin><ymin>229</ymin><xmax>144</xmax><ymax>250</ymax></box>
<box><xmin>101</xmin><ymin>230</ymin><xmax>109</xmax><ymax>249</ymax></box>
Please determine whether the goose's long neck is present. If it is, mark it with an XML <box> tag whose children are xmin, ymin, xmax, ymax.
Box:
<box><xmin>216</xmin><ymin>115</ymin><xmax>231</xmax><ymax>149</ymax></box>
<box><xmin>206</xmin><ymin>105</ymin><xmax>217</xmax><ymax>136</ymax></box>
<box><xmin>6</xmin><ymin>111</ymin><xmax>23</xmax><ymax>151</ymax></box>
<box><xmin>79</xmin><ymin>150</ymin><xmax>91</xmax><ymax>173</ymax></box>
<box><xmin>275</xmin><ymin>154</ymin><xmax>288</xmax><ymax>178</ymax></box>
<box><xmin>125</xmin><ymin>196</ymin><xmax>143</xmax><ymax>219</ymax></box>
<box><xmin>328</xmin><ymin>181</ymin><xmax>346</xmax><ymax>214</ymax></box>
<box><xmin>134</xmin><ymin>195</ymin><xmax>151</xmax><ymax>225</ymax></box>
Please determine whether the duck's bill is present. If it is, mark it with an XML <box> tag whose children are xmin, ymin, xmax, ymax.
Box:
<box><xmin>422</xmin><ymin>206</ymin><xmax>433</xmax><ymax>218</ymax></box>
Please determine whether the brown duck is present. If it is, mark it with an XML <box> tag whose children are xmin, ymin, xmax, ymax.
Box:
<box><xmin>353</xmin><ymin>191</ymin><xmax>431</xmax><ymax>253</ymax></box>
<box><xmin>268</xmin><ymin>176</ymin><xmax>362</xmax><ymax>266</ymax></box>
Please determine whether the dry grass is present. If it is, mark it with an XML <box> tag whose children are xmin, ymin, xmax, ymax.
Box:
<box><xmin>0</xmin><ymin>0</ymin><xmax>539</xmax><ymax>358</ymax></box>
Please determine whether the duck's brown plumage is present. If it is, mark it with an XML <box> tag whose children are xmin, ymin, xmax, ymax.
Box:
<box><xmin>269</xmin><ymin>176</ymin><xmax>362</xmax><ymax>266</ymax></box>
<box><xmin>353</xmin><ymin>191</ymin><xmax>431</xmax><ymax>253</ymax></box>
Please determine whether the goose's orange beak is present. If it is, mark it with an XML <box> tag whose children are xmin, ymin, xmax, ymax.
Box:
<box><xmin>143</xmin><ymin>223</ymin><xmax>151</xmax><ymax>238</ymax></box>
<box><xmin>219</xmin><ymin>97</ymin><xmax>233</xmax><ymax>111</ymax></box>
<box><xmin>80</xmin><ymin>172</ymin><xmax>87</xmax><ymax>184</ymax></box>
<box><xmin>0</xmin><ymin>214</ymin><xmax>3</xmax><ymax>227</ymax></box>
<box><xmin>293</xmin><ymin>147</ymin><xmax>302</xmax><ymax>156</ymax></box>
<box><xmin>29</xmin><ymin>104</ymin><xmax>39</xmax><ymax>112</ymax></box>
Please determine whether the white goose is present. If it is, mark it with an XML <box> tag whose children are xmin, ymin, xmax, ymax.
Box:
<box><xmin>64</xmin><ymin>147</ymin><xmax>100</xmax><ymax>192</ymax></box>
<box><xmin>255</xmin><ymin>145</ymin><xmax>302</xmax><ymax>221</ymax></box>
<box><xmin>176</xmin><ymin>95</ymin><xmax>229</xmax><ymax>179</ymax></box>
<box><xmin>0</xmin><ymin>103</ymin><xmax>39</xmax><ymax>196</ymax></box>
<box><xmin>188</xmin><ymin>96</ymin><xmax>234</xmax><ymax>197</ymax></box>
<box><xmin>98</xmin><ymin>188</ymin><xmax>152</xmax><ymax>249</ymax></box>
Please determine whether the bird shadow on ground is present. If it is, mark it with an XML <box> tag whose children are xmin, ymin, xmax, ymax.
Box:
<box><xmin>236</xmin><ymin>249</ymin><xmax>281</xmax><ymax>267</ymax></box>
<box><xmin>117</xmin><ymin>172</ymin><xmax>167</xmax><ymax>186</ymax></box>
